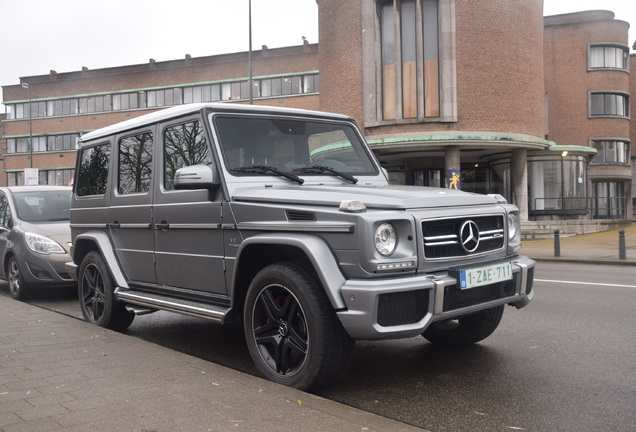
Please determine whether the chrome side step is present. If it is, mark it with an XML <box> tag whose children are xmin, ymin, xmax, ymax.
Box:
<box><xmin>115</xmin><ymin>288</ymin><xmax>229</xmax><ymax>323</ymax></box>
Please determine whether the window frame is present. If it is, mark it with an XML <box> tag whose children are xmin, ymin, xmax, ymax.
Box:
<box><xmin>588</xmin><ymin>44</ymin><xmax>629</xmax><ymax>71</ymax></box>
<box><xmin>362</xmin><ymin>0</ymin><xmax>456</xmax><ymax>127</ymax></box>
<box><xmin>589</xmin><ymin>91</ymin><xmax>630</xmax><ymax>118</ymax></box>
<box><xmin>589</xmin><ymin>139</ymin><xmax>630</xmax><ymax>165</ymax></box>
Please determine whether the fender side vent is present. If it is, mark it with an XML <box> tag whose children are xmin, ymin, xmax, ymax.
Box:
<box><xmin>286</xmin><ymin>211</ymin><xmax>316</xmax><ymax>221</ymax></box>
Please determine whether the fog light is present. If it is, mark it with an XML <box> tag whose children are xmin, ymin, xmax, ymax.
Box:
<box><xmin>377</xmin><ymin>261</ymin><xmax>415</xmax><ymax>271</ymax></box>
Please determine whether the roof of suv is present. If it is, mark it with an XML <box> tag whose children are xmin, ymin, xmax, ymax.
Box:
<box><xmin>80</xmin><ymin>103</ymin><xmax>353</xmax><ymax>143</ymax></box>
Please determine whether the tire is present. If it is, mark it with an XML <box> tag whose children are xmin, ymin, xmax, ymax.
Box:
<box><xmin>422</xmin><ymin>305</ymin><xmax>505</xmax><ymax>347</ymax></box>
<box><xmin>78</xmin><ymin>251</ymin><xmax>134</xmax><ymax>331</ymax></box>
<box><xmin>7</xmin><ymin>256</ymin><xmax>30</xmax><ymax>301</ymax></box>
<box><xmin>244</xmin><ymin>262</ymin><xmax>355</xmax><ymax>390</ymax></box>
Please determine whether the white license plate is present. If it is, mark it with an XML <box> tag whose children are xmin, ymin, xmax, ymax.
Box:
<box><xmin>459</xmin><ymin>262</ymin><xmax>513</xmax><ymax>290</ymax></box>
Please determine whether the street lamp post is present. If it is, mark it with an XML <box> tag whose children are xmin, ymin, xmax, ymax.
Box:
<box><xmin>20</xmin><ymin>82</ymin><xmax>33</xmax><ymax>168</ymax></box>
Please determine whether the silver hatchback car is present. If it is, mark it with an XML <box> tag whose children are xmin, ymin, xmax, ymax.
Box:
<box><xmin>0</xmin><ymin>185</ymin><xmax>74</xmax><ymax>300</ymax></box>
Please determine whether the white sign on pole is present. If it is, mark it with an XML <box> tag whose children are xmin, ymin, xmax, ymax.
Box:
<box><xmin>24</xmin><ymin>168</ymin><xmax>39</xmax><ymax>185</ymax></box>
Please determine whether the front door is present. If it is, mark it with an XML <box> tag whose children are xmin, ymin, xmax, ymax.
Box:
<box><xmin>153</xmin><ymin>117</ymin><xmax>226</xmax><ymax>294</ymax></box>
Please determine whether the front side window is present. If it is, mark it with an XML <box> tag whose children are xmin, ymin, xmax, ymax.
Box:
<box><xmin>163</xmin><ymin>120</ymin><xmax>210</xmax><ymax>190</ymax></box>
<box><xmin>119</xmin><ymin>132</ymin><xmax>154</xmax><ymax>194</ymax></box>
<box><xmin>76</xmin><ymin>143</ymin><xmax>111</xmax><ymax>196</ymax></box>
<box><xmin>590</xmin><ymin>92</ymin><xmax>629</xmax><ymax>117</ymax></box>
<box><xmin>0</xmin><ymin>193</ymin><xmax>11</xmax><ymax>228</ymax></box>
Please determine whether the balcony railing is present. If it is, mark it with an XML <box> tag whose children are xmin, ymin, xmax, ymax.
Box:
<box><xmin>530</xmin><ymin>197</ymin><xmax>627</xmax><ymax>219</ymax></box>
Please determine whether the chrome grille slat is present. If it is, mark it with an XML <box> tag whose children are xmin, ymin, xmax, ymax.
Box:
<box><xmin>422</xmin><ymin>215</ymin><xmax>505</xmax><ymax>260</ymax></box>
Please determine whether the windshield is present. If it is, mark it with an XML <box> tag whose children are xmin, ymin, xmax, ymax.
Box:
<box><xmin>13</xmin><ymin>190</ymin><xmax>71</xmax><ymax>223</ymax></box>
<box><xmin>213</xmin><ymin>116</ymin><xmax>378</xmax><ymax>178</ymax></box>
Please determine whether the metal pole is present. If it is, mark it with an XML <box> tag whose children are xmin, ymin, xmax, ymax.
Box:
<box><xmin>553</xmin><ymin>229</ymin><xmax>561</xmax><ymax>257</ymax></box>
<box><xmin>618</xmin><ymin>229</ymin><xmax>626</xmax><ymax>260</ymax></box>
<box><xmin>248</xmin><ymin>0</ymin><xmax>253</xmax><ymax>104</ymax></box>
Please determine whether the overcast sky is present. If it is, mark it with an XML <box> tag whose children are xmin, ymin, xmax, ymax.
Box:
<box><xmin>1</xmin><ymin>0</ymin><xmax>634</xmax><ymax>105</ymax></box>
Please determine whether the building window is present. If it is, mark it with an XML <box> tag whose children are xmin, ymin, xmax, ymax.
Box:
<box><xmin>593</xmin><ymin>181</ymin><xmax>626</xmax><ymax>219</ymax></box>
<box><xmin>589</xmin><ymin>45</ymin><xmax>629</xmax><ymax>71</ymax></box>
<box><xmin>7</xmin><ymin>133</ymin><xmax>79</xmax><ymax>153</ymax></box>
<box><xmin>590</xmin><ymin>140</ymin><xmax>630</xmax><ymax>164</ymax></box>
<box><xmin>528</xmin><ymin>154</ymin><xmax>587</xmax><ymax>214</ymax></box>
<box><xmin>79</xmin><ymin>95</ymin><xmax>112</xmax><ymax>114</ymax></box>
<box><xmin>38</xmin><ymin>169</ymin><xmax>75</xmax><ymax>186</ymax></box>
<box><xmin>590</xmin><ymin>92</ymin><xmax>629</xmax><ymax>117</ymax></box>
<box><xmin>379</xmin><ymin>0</ymin><xmax>440</xmax><ymax>120</ymax></box>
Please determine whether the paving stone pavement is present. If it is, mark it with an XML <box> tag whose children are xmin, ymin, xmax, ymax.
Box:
<box><xmin>0</xmin><ymin>296</ymin><xmax>424</xmax><ymax>432</ymax></box>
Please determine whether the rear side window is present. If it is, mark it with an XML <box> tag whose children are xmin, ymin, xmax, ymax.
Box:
<box><xmin>76</xmin><ymin>143</ymin><xmax>111</xmax><ymax>196</ymax></box>
<box><xmin>163</xmin><ymin>120</ymin><xmax>210</xmax><ymax>190</ymax></box>
<box><xmin>118</xmin><ymin>132</ymin><xmax>153</xmax><ymax>194</ymax></box>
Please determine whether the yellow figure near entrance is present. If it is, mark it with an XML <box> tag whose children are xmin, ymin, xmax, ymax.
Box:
<box><xmin>448</xmin><ymin>171</ymin><xmax>460</xmax><ymax>190</ymax></box>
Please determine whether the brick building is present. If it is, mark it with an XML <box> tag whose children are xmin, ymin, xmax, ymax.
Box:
<box><xmin>2</xmin><ymin>1</ymin><xmax>634</xmax><ymax>232</ymax></box>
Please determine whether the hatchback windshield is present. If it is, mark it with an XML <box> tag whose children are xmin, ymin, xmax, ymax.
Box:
<box><xmin>213</xmin><ymin>116</ymin><xmax>378</xmax><ymax>177</ymax></box>
<box><xmin>13</xmin><ymin>190</ymin><xmax>72</xmax><ymax>223</ymax></box>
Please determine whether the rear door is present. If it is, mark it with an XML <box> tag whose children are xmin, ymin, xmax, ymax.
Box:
<box><xmin>108</xmin><ymin>128</ymin><xmax>157</xmax><ymax>284</ymax></box>
<box><xmin>152</xmin><ymin>116</ymin><xmax>226</xmax><ymax>294</ymax></box>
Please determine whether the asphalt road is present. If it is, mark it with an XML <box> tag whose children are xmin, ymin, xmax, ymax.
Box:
<box><xmin>2</xmin><ymin>261</ymin><xmax>635</xmax><ymax>432</ymax></box>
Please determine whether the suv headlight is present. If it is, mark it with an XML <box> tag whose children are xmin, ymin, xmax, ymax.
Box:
<box><xmin>25</xmin><ymin>232</ymin><xmax>66</xmax><ymax>255</ymax></box>
<box><xmin>374</xmin><ymin>223</ymin><xmax>397</xmax><ymax>256</ymax></box>
<box><xmin>507</xmin><ymin>213</ymin><xmax>519</xmax><ymax>241</ymax></box>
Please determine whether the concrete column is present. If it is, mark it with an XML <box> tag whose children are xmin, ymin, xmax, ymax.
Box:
<box><xmin>512</xmin><ymin>148</ymin><xmax>528</xmax><ymax>221</ymax></box>
<box><xmin>444</xmin><ymin>146</ymin><xmax>460</xmax><ymax>188</ymax></box>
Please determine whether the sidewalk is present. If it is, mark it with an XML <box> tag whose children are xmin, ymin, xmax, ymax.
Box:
<box><xmin>0</xmin><ymin>296</ymin><xmax>424</xmax><ymax>432</ymax></box>
<box><xmin>521</xmin><ymin>223</ymin><xmax>636</xmax><ymax>265</ymax></box>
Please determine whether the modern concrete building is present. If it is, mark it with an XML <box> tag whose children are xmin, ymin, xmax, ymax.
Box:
<box><xmin>2</xmin><ymin>1</ymin><xmax>634</xmax><ymax>233</ymax></box>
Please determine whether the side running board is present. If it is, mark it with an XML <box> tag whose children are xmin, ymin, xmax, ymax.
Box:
<box><xmin>115</xmin><ymin>288</ymin><xmax>230</xmax><ymax>323</ymax></box>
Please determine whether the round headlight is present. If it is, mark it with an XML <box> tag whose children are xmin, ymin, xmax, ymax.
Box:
<box><xmin>375</xmin><ymin>223</ymin><xmax>397</xmax><ymax>256</ymax></box>
<box><xmin>507</xmin><ymin>213</ymin><xmax>519</xmax><ymax>240</ymax></box>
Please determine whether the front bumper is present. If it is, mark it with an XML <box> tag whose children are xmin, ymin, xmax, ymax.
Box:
<box><xmin>337</xmin><ymin>255</ymin><xmax>535</xmax><ymax>340</ymax></box>
<box><xmin>22</xmin><ymin>252</ymin><xmax>75</xmax><ymax>287</ymax></box>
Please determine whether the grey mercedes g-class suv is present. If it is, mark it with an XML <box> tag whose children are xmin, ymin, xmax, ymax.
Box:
<box><xmin>66</xmin><ymin>103</ymin><xmax>534</xmax><ymax>390</ymax></box>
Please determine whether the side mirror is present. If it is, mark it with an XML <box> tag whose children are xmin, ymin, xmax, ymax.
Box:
<box><xmin>174</xmin><ymin>165</ymin><xmax>219</xmax><ymax>191</ymax></box>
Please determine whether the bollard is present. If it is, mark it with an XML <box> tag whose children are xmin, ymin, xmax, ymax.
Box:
<box><xmin>619</xmin><ymin>229</ymin><xmax>626</xmax><ymax>260</ymax></box>
<box><xmin>554</xmin><ymin>229</ymin><xmax>561</xmax><ymax>257</ymax></box>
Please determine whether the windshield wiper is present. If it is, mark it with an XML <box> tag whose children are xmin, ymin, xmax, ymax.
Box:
<box><xmin>230</xmin><ymin>165</ymin><xmax>304</xmax><ymax>185</ymax></box>
<box><xmin>294</xmin><ymin>165</ymin><xmax>358</xmax><ymax>184</ymax></box>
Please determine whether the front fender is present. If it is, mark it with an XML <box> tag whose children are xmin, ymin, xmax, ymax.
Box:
<box><xmin>235</xmin><ymin>233</ymin><xmax>347</xmax><ymax>309</ymax></box>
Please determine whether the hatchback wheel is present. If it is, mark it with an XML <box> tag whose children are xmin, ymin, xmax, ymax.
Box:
<box><xmin>78</xmin><ymin>251</ymin><xmax>134</xmax><ymax>331</ymax></box>
<box><xmin>7</xmin><ymin>256</ymin><xmax>30</xmax><ymax>301</ymax></box>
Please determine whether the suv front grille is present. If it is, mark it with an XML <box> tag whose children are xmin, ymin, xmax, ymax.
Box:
<box><xmin>422</xmin><ymin>215</ymin><xmax>505</xmax><ymax>259</ymax></box>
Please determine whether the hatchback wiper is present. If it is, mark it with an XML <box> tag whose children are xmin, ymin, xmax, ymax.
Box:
<box><xmin>230</xmin><ymin>165</ymin><xmax>304</xmax><ymax>185</ymax></box>
<box><xmin>294</xmin><ymin>165</ymin><xmax>358</xmax><ymax>184</ymax></box>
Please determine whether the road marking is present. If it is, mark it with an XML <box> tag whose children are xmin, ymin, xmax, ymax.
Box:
<box><xmin>535</xmin><ymin>278</ymin><xmax>636</xmax><ymax>289</ymax></box>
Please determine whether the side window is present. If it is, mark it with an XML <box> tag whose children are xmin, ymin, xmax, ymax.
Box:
<box><xmin>163</xmin><ymin>120</ymin><xmax>211</xmax><ymax>190</ymax></box>
<box><xmin>118</xmin><ymin>132</ymin><xmax>153</xmax><ymax>194</ymax></box>
<box><xmin>0</xmin><ymin>193</ymin><xmax>11</xmax><ymax>228</ymax></box>
<box><xmin>76</xmin><ymin>143</ymin><xmax>111</xmax><ymax>197</ymax></box>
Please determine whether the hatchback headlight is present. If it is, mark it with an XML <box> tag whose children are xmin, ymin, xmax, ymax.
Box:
<box><xmin>25</xmin><ymin>232</ymin><xmax>66</xmax><ymax>254</ymax></box>
<box><xmin>374</xmin><ymin>223</ymin><xmax>397</xmax><ymax>256</ymax></box>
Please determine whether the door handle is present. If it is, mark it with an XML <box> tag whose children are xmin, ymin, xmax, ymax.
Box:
<box><xmin>155</xmin><ymin>221</ymin><xmax>170</xmax><ymax>230</ymax></box>
<box><xmin>108</xmin><ymin>221</ymin><xmax>121</xmax><ymax>229</ymax></box>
